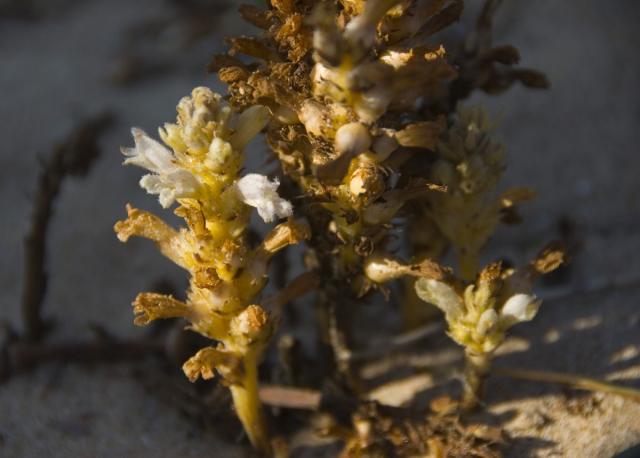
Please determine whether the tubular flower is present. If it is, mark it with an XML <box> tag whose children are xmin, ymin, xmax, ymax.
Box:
<box><xmin>115</xmin><ymin>87</ymin><xmax>308</xmax><ymax>454</ymax></box>
<box><xmin>122</xmin><ymin>128</ymin><xmax>200</xmax><ymax>208</ymax></box>
<box><xmin>414</xmin><ymin>244</ymin><xmax>565</xmax><ymax>409</ymax></box>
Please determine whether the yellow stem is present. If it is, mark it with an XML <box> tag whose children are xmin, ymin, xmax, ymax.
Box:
<box><xmin>461</xmin><ymin>350</ymin><xmax>491</xmax><ymax>411</ymax></box>
<box><xmin>229</xmin><ymin>353</ymin><xmax>272</xmax><ymax>455</ymax></box>
<box><xmin>494</xmin><ymin>367</ymin><xmax>640</xmax><ymax>402</ymax></box>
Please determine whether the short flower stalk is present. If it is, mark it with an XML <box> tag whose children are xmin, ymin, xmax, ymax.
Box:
<box><xmin>115</xmin><ymin>87</ymin><xmax>308</xmax><ymax>453</ymax></box>
<box><xmin>364</xmin><ymin>244</ymin><xmax>564</xmax><ymax>410</ymax></box>
<box><xmin>414</xmin><ymin>244</ymin><xmax>564</xmax><ymax>410</ymax></box>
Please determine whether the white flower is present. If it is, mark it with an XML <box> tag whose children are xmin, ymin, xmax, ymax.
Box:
<box><xmin>122</xmin><ymin>128</ymin><xmax>199</xmax><ymax>208</ymax></box>
<box><xmin>500</xmin><ymin>293</ymin><xmax>542</xmax><ymax>327</ymax></box>
<box><xmin>415</xmin><ymin>278</ymin><xmax>464</xmax><ymax>320</ymax></box>
<box><xmin>236</xmin><ymin>174</ymin><xmax>293</xmax><ymax>223</ymax></box>
<box><xmin>363</xmin><ymin>256</ymin><xmax>402</xmax><ymax>283</ymax></box>
<box><xmin>122</xmin><ymin>128</ymin><xmax>175</xmax><ymax>172</ymax></box>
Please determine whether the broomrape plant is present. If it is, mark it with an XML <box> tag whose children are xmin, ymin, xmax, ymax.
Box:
<box><xmin>116</xmin><ymin>0</ymin><xmax>562</xmax><ymax>453</ymax></box>
<box><xmin>115</xmin><ymin>88</ymin><xmax>308</xmax><ymax>453</ymax></box>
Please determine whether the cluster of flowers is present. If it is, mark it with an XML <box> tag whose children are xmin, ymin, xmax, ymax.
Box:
<box><xmin>116</xmin><ymin>0</ymin><xmax>561</xmax><ymax>454</ymax></box>
<box><xmin>115</xmin><ymin>88</ymin><xmax>308</xmax><ymax>451</ymax></box>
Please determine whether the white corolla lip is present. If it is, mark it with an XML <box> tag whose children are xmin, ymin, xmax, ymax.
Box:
<box><xmin>500</xmin><ymin>293</ymin><xmax>542</xmax><ymax>326</ymax></box>
<box><xmin>122</xmin><ymin>128</ymin><xmax>199</xmax><ymax>208</ymax></box>
<box><xmin>236</xmin><ymin>174</ymin><xmax>293</xmax><ymax>223</ymax></box>
<box><xmin>122</xmin><ymin>128</ymin><xmax>176</xmax><ymax>173</ymax></box>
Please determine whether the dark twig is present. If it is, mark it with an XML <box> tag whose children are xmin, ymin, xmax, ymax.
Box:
<box><xmin>1</xmin><ymin>334</ymin><xmax>164</xmax><ymax>381</ymax></box>
<box><xmin>21</xmin><ymin>113</ymin><xmax>113</xmax><ymax>341</ymax></box>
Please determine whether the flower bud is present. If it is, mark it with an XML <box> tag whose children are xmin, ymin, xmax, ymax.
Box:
<box><xmin>334</xmin><ymin>122</ymin><xmax>371</xmax><ymax>156</ymax></box>
<box><xmin>363</xmin><ymin>256</ymin><xmax>403</xmax><ymax>283</ymax></box>
<box><xmin>230</xmin><ymin>305</ymin><xmax>271</xmax><ymax>342</ymax></box>
<box><xmin>500</xmin><ymin>293</ymin><xmax>541</xmax><ymax>327</ymax></box>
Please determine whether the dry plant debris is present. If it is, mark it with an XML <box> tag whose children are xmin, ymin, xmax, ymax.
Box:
<box><xmin>22</xmin><ymin>113</ymin><xmax>113</xmax><ymax>341</ymax></box>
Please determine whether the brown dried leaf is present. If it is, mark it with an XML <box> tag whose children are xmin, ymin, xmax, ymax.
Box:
<box><xmin>381</xmin><ymin>0</ymin><xmax>447</xmax><ymax>44</ymax></box>
<box><xmin>226</xmin><ymin>36</ymin><xmax>282</xmax><ymax>62</ymax></box>
<box><xmin>239</xmin><ymin>4</ymin><xmax>272</xmax><ymax>29</ymax></box>
<box><xmin>406</xmin><ymin>257</ymin><xmax>452</xmax><ymax>281</ymax></box>
<box><xmin>500</xmin><ymin>187</ymin><xmax>536</xmax><ymax>208</ymax></box>
<box><xmin>478</xmin><ymin>261</ymin><xmax>503</xmax><ymax>284</ymax></box>
<box><xmin>207</xmin><ymin>53</ymin><xmax>246</xmax><ymax>74</ymax></box>
<box><xmin>479</xmin><ymin>45</ymin><xmax>520</xmax><ymax>65</ymax></box>
<box><xmin>417</xmin><ymin>0</ymin><xmax>464</xmax><ymax>38</ymax></box>
<box><xmin>260</xmin><ymin>219</ymin><xmax>311</xmax><ymax>255</ymax></box>
<box><xmin>511</xmin><ymin>68</ymin><xmax>550</xmax><ymax>89</ymax></box>
<box><xmin>394</xmin><ymin>117</ymin><xmax>446</xmax><ymax>149</ymax></box>
<box><xmin>271</xmin><ymin>0</ymin><xmax>295</xmax><ymax>16</ymax></box>
<box><xmin>217</xmin><ymin>66</ymin><xmax>250</xmax><ymax>84</ymax></box>
<box><xmin>531</xmin><ymin>242</ymin><xmax>565</xmax><ymax>275</ymax></box>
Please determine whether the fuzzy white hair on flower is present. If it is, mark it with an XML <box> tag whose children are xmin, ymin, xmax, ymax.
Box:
<box><xmin>236</xmin><ymin>174</ymin><xmax>293</xmax><ymax>223</ymax></box>
<box><xmin>122</xmin><ymin>128</ymin><xmax>199</xmax><ymax>208</ymax></box>
<box><xmin>415</xmin><ymin>278</ymin><xmax>464</xmax><ymax>321</ymax></box>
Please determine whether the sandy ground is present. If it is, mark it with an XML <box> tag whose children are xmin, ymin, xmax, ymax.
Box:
<box><xmin>0</xmin><ymin>0</ymin><xmax>638</xmax><ymax>457</ymax></box>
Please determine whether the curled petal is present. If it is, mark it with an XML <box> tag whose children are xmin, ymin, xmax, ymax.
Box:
<box><xmin>236</xmin><ymin>174</ymin><xmax>293</xmax><ymax>223</ymax></box>
<box><xmin>415</xmin><ymin>278</ymin><xmax>464</xmax><ymax>320</ymax></box>
<box><xmin>114</xmin><ymin>204</ymin><xmax>190</xmax><ymax>269</ymax></box>
<box><xmin>500</xmin><ymin>293</ymin><xmax>541</xmax><ymax>327</ymax></box>
<box><xmin>122</xmin><ymin>128</ymin><xmax>175</xmax><ymax>173</ymax></box>
<box><xmin>122</xmin><ymin>128</ymin><xmax>199</xmax><ymax>208</ymax></box>
<box><xmin>114</xmin><ymin>204</ymin><xmax>176</xmax><ymax>243</ymax></box>
<box><xmin>182</xmin><ymin>347</ymin><xmax>243</xmax><ymax>384</ymax></box>
<box><xmin>132</xmin><ymin>292</ymin><xmax>190</xmax><ymax>326</ymax></box>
